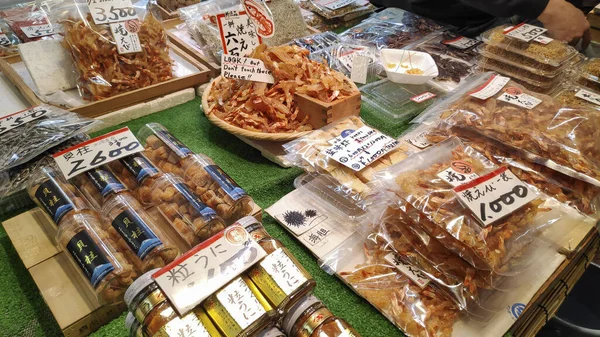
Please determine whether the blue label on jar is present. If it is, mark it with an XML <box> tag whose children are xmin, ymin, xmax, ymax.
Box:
<box><xmin>120</xmin><ymin>155</ymin><xmax>159</xmax><ymax>184</ymax></box>
<box><xmin>204</xmin><ymin>165</ymin><xmax>247</xmax><ymax>201</ymax></box>
<box><xmin>84</xmin><ymin>167</ymin><xmax>126</xmax><ymax>198</ymax></box>
<box><xmin>112</xmin><ymin>209</ymin><xmax>162</xmax><ymax>260</ymax></box>
<box><xmin>66</xmin><ymin>230</ymin><xmax>114</xmax><ymax>288</ymax></box>
<box><xmin>173</xmin><ymin>183</ymin><xmax>218</xmax><ymax>220</ymax></box>
<box><xmin>34</xmin><ymin>179</ymin><xmax>74</xmax><ymax>224</ymax></box>
<box><xmin>155</xmin><ymin>130</ymin><xmax>193</xmax><ymax>157</ymax></box>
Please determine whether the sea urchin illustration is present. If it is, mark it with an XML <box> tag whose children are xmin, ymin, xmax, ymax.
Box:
<box><xmin>283</xmin><ymin>210</ymin><xmax>306</xmax><ymax>228</ymax></box>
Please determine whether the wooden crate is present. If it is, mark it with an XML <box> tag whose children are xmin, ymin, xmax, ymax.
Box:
<box><xmin>0</xmin><ymin>43</ymin><xmax>211</xmax><ymax>118</ymax></box>
<box><xmin>295</xmin><ymin>90</ymin><xmax>362</xmax><ymax>129</ymax></box>
<box><xmin>156</xmin><ymin>3</ymin><xmax>179</xmax><ymax>20</ymax></box>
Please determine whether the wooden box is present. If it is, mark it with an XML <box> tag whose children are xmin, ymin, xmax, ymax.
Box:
<box><xmin>295</xmin><ymin>90</ymin><xmax>362</xmax><ymax>129</ymax></box>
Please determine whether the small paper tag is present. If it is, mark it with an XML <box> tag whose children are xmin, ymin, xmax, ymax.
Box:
<box><xmin>52</xmin><ymin>127</ymin><xmax>143</xmax><ymax>180</ymax></box>
<box><xmin>384</xmin><ymin>253</ymin><xmax>430</xmax><ymax>289</ymax></box>
<box><xmin>87</xmin><ymin>0</ymin><xmax>138</xmax><ymax>25</ymax></box>
<box><xmin>410</xmin><ymin>92</ymin><xmax>436</xmax><ymax>103</ymax></box>
<box><xmin>110</xmin><ymin>20</ymin><xmax>142</xmax><ymax>54</ymax></box>
<box><xmin>163</xmin><ymin>315</ymin><xmax>211</xmax><ymax>337</ymax></box>
<box><xmin>437</xmin><ymin>160</ymin><xmax>479</xmax><ymax>187</ymax></box>
<box><xmin>0</xmin><ymin>105</ymin><xmax>50</xmax><ymax>135</ymax></box>
<box><xmin>217</xmin><ymin>11</ymin><xmax>262</xmax><ymax>56</ymax></box>
<box><xmin>469</xmin><ymin>74</ymin><xmax>510</xmax><ymax>100</ymax></box>
<box><xmin>0</xmin><ymin>33</ymin><xmax>12</xmax><ymax>47</ymax></box>
<box><xmin>350</xmin><ymin>55</ymin><xmax>369</xmax><ymax>84</ymax></box>
<box><xmin>221</xmin><ymin>54</ymin><xmax>274</xmax><ymax>83</ymax></box>
<box><xmin>153</xmin><ymin>225</ymin><xmax>267</xmax><ymax>315</ymax></box>
<box><xmin>338</xmin><ymin>46</ymin><xmax>375</xmax><ymax>71</ymax></box>
<box><xmin>575</xmin><ymin>88</ymin><xmax>600</xmax><ymax>106</ymax></box>
<box><xmin>216</xmin><ymin>278</ymin><xmax>267</xmax><ymax>329</ymax></box>
<box><xmin>498</xmin><ymin>87</ymin><xmax>541</xmax><ymax>109</ymax></box>
<box><xmin>442</xmin><ymin>36</ymin><xmax>479</xmax><ymax>50</ymax></box>
<box><xmin>21</xmin><ymin>24</ymin><xmax>54</xmax><ymax>38</ymax></box>
<box><xmin>503</xmin><ymin>23</ymin><xmax>547</xmax><ymax>42</ymax></box>
<box><xmin>405</xmin><ymin>131</ymin><xmax>432</xmax><ymax>149</ymax></box>
<box><xmin>453</xmin><ymin>167</ymin><xmax>538</xmax><ymax>227</ymax></box>
<box><xmin>259</xmin><ymin>248</ymin><xmax>307</xmax><ymax>295</ymax></box>
<box><xmin>315</xmin><ymin>0</ymin><xmax>357</xmax><ymax>10</ymax></box>
<box><xmin>242</xmin><ymin>0</ymin><xmax>275</xmax><ymax>38</ymax></box>
<box><xmin>533</xmin><ymin>35</ymin><xmax>553</xmax><ymax>44</ymax></box>
<box><xmin>324</xmin><ymin>126</ymin><xmax>399</xmax><ymax>172</ymax></box>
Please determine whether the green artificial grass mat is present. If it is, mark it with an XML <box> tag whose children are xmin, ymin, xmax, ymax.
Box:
<box><xmin>0</xmin><ymin>97</ymin><xmax>412</xmax><ymax>337</ymax></box>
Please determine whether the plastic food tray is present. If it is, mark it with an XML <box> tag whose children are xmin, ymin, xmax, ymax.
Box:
<box><xmin>479</xmin><ymin>57</ymin><xmax>561</xmax><ymax>89</ymax></box>
<box><xmin>552</xmin><ymin>84</ymin><xmax>600</xmax><ymax>111</ymax></box>
<box><xmin>578</xmin><ymin>58</ymin><xmax>600</xmax><ymax>85</ymax></box>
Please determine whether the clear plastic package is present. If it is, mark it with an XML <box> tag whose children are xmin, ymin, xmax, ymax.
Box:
<box><xmin>309</xmin><ymin>43</ymin><xmax>382</xmax><ymax>84</ymax></box>
<box><xmin>3</xmin><ymin>7</ymin><xmax>58</xmax><ymax>42</ymax></box>
<box><xmin>479</xmin><ymin>56</ymin><xmax>560</xmax><ymax>89</ymax></box>
<box><xmin>414</xmin><ymin>32</ymin><xmax>480</xmax><ymax>63</ymax></box>
<box><xmin>70</xmin><ymin>165</ymin><xmax>127</xmax><ymax>210</ymax></box>
<box><xmin>107</xmin><ymin>153</ymin><xmax>161</xmax><ymax>208</ymax></box>
<box><xmin>305</xmin><ymin>0</ymin><xmax>375</xmax><ymax>20</ymax></box>
<box><xmin>339</xmin><ymin>19</ymin><xmax>423</xmax><ymax>51</ymax></box>
<box><xmin>157</xmin><ymin>0</ymin><xmax>199</xmax><ymax>12</ymax></box>
<box><xmin>552</xmin><ymin>83</ymin><xmax>600</xmax><ymax>111</ymax></box>
<box><xmin>139</xmin><ymin>122</ymin><xmax>191</xmax><ymax>177</ymax></box>
<box><xmin>290</xmin><ymin>31</ymin><xmax>341</xmax><ymax>53</ymax></box>
<box><xmin>578</xmin><ymin>58</ymin><xmax>600</xmax><ymax>85</ymax></box>
<box><xmin>368</xmin><ymin>7</ymin><xmax>450</xmax><ymax>33</ymax></box>
<box><xmin>477</xmin><ymin>44</ymin><xmax>572</xmax><ymax>78</ymax></box>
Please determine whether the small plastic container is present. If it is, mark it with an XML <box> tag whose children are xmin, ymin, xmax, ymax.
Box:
<box><xmin>138</xmin><ymin>123</ymin><xmax>192</xmax><ymax>178</ymax></box>
<box><xmin>478</xmin><ymin>44</ymin><xmax>568</xmax><ymax>78</ymax></box>
<box><xmin>478</xmin><ymin>59</ymin><xmax>560</xmax><ymax>93</ymax></box>
<box><xmin>150</xmin><ymin>173</ymin><xmax>226</xmax><ymax>247</ymax></box>
<box><xmin>552</xmin><ymin>84</ymin><xmax>600</xmax><ymax>111</ymax></box>
<box><xmin>479</xmin><ymin>56</ymin><xmax>561</xmax><ymax>86</ymax></box>
<box><xmin>27</xmin><ymin>167</ymin><xmax>92</xmax><ymax>226</ymax></box>
<box><xmin>57</xmin><ymin>212</ymin><xmax>135</xmax><ymax>305</ymax></box>
<box><xmin>578</xmin><ymin>58</ymin><xmax>600</xmax><ymax>85</ymax></box>
<box><xmin>102</xmin><ymin>193</ymin><xmax>180</xmax><ymax>273</ymax></box>
<box><xmin>203</xmin><ymin>276</ymin><xmax>276</xmax><ymax>337</ymax></box>
<box><xmin>125</xmin><ymin>312</ymin><xmax>143</xmax><ymax>337</ymax></box>
<box><xmin>70</xmin><ymin>165</ymin><xmax>127</xmax><ymax>210</ymax></box>
<box><xmin>109</xmin><ymin>153</ymin><xmax>162</xmax><ymax>207</ymax></box>
<box><xmin>381</xmin><ymin>49</ymin><xmax>438</xmax><ymax>84</ymax></box>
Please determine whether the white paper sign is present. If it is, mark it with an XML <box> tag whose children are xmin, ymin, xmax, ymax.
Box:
<box><xmin>315</xmin><ymin>0</ymin><xmax>357</xmax><ymax>10</ymax></box>
<box><xmin>153</xmin><ymin>225</ymin><xmax>267</xmax><ymax>315</ymax></box>
<box><xmin>0</xmin><ymin>33</ymin><xmax>11</xmax><ymax>47</ymax></box>
<box><xmin>384</xmin><ymin>253</ymin><xmax>430</xmax><ymax>289</ymax></box>
<box><xmin>164</xmin><ymin>314</ymin><xmax>211</xmax><ymax>337</ymax></box>
<box><xmin>442</xmin><ymin>36</ymin><xmax>479</xmax><ymax>50</ymax></box>
<box><xmin>217</xmin><ymin>11</ymin><xmax>261</xmax><ymax>57</ymax></box>
<box><xmin>52</xmin><ymin>127</ymin><xmax>143</xmax><ymax>180</ymax></box>
<box><xmin>405</xmin><ymin>131</ymin><xmax>432</xmax><ymax>149</ymax></box>
<box><xmin>110</xmin><ymin>20</ymin><xmax>142</xmax><ymax>54</ymax></box>
<box><xmin>221</xmin><ymin>54</ymin><xmax>274</xmax><ymax>83</ymax></box>
<box><xmin>469</xmin><ymin>75</ymin><xmax>510</xmax><ymax>100</ymax></box>
<box><xmin>338</xmin><ymin>46</ymin><xmax>375</xmax><ymax>71</ymax></box>
<box><xmin>453</xmin><ymin>167</ymin><xmax>538</xmax><ymax>227</ymax></box>
<box><xmin>260</xmin><ymin>248</ymin><xmax>307</xmax><ymax>295</ymax></box>
<box><xmin>87</xmin><ymin>0</ymin><xmax>138</xmax><ymax>25</ymax></box>
<box><xmin>503</xmin><ymin>23</ymin><xmax>547</xmax><ymax>42</ymax></box>
<box><xmin>324</xmin><ymin>126</ymin><xmax>399</xmax><ymax>172</ymax></box>
<box><xmin>216</xmin><ymin>278</ymin><xmax>267</xmax><ymax>329</ymax></box>
<box><xmin>575</xmin><ymin>88</ymin><xmax>600</xmax><ymax>106</ymax></box>
<box><xmin>21</xmin><ymin>24</ymin><xmax>54</xmax><ymax>38</ymax></box>
<box><xmin>350</xmin><ymin>55</ymin><xmax>369</xmax><ymax>84</ymax></box>
<box><xmin>0</xmin><ymin>105</ymin><xmax>50</xmax><ymax>135</ymax></box>
<box><xmin>533</xmin><ymin>35</ymin><xmax>553</xmax><ymax>44</ymax></box>
<box><xmin>437</xmin><ymin>161</ymin><xmax>479</xmax><ymax>187</ymax></box>
<box><xmin>498</xmin><ymin>91</ymin><xmax>542</xmax><ymax>109</ymax></box>
<box><xmin>410</xmin><ymin>92</ymin><xmax>436</xmax><ymax>103</ymax></box>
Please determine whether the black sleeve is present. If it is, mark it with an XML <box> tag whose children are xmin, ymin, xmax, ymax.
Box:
<box><xmin>459</xmin><ymin>0</ymin><xmax>549</xmax><ymax>19</ymax></box>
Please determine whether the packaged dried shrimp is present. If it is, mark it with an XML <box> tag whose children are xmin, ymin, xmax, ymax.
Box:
<box><xmin>552</xmin><ymin>84</ymin><xmax>600</xmax><ymax>111</ymax></box>
<box><xmin>579</xmin><ymin>58</ymin><xmax>600</xmax><ymax>85</ymax></box>
<box><xmin>206</xmin><ymin>44</ymin><xmax>358</xmax><ymax>133</ymax></box>
<box><xmin>48</xmin><ymin>0</ymin><xmax>173</xmax><ymax>101</ymax></box>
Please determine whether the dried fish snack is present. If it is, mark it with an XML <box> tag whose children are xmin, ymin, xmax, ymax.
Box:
<box><xmin>157</xmin><ymin>0</ymin><xmax>199</xmax><ymax>12</ymax></box>
<box><xmin>3</xmin><ymin>8</ymin><xmax>58</xmax><ymax>42</ymax></box>
<box><xmin>340</xmin><ymin>20</ymin><xmax>419</xmax><ymax>51</ymax></box>
<box><xmin>552</xmin><ymin>84</ymin><xmax>600</xmax><ymax>111</ymax></box>
<box><xmin>0</xmin><ymin>104</ymin><xmax>97</xmax><ymax>171</ymax></box>
<box><xmin>207</xmin><ymin>44</ymin><xmax>358</xmax><ymax>133</ymax></box>
<box><xmin>415</xmin><ymin>32</ymin><xmax>480</xmax><ymax>63</ymax></box>
<box><xmin>139</xmin><ymin>122</ymin><xmax>191</xmax><ymax>178</ymax></box>
<box><xmin>48</xmin><ymin>0</ymin><xmax>173</xmax><ymax>101</ymax></box>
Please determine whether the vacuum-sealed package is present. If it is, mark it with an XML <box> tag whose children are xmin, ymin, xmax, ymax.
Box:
<box><xmin>0</xmin><ymin>104</ymin><xmax>97</xmax><ymax>171</ymax></box>
<box><xmin>46</xmin><ymin>0</ymin><xmax>173</xmax><ymax>101</ymax></box>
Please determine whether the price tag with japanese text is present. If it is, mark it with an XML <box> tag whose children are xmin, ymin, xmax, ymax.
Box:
<box><xmin>503</xmin><ymin>23</ymin><xmax>547</xmax><ymax>42</ymax></box>
<box><xmin>87</xmin><ymin>0</ymin><xmax>138</xmax><ymax>25</ymax></box>
<box><xmin>259</xmin><ymin>248</ymin><xmax>307</xmax><ymax>295</ymax></box>
<box><xmin>153</xmin><ymin>225</ymin><xmax>267</xmax><ymax>315</ymax></box>
<box><xmin>384</xmin><ymin>253</ymin><xmax>431</xmax><ymax>288</ymax></box>
<box><xmin>437</xmin><ymin>160</ymin><xmax>479</xmax><ymax>187</ymax></box>
<box><xmin>315</xmin><ymin>0</ymin><xmax>357</xmax><ymax>10</ymax></box>
<box><xmin>21</xmin><ymin>24</ymin><xmax>54</xmax><ymax>38</ymax></box>
<box><xmin>0</xmin><ymin>33</ymin><xmax>12</xmax><ymax>47</ymax></box>
<box><xmin>442</xmin><ymin>36</ymin><xmax>480</xmax><ymax>50</ymax></box>
<box><xmin>410</xmin><ymin>92</ymin><xmax>436</xmax><ymax>103</ymax></box>
<box><xmin>469</xmin><ymin>74</ymin><xmax>510</xmax><ymax>100</ymax></box>
<box><xmin>350</xmin><ymin>55</ymin><xmax>369</xmax><ymax>84</ymax></box>
<box><xmin>242</xmin><ymin>0</ymin><xmax>274</xmax><ymax>38</ymax></box>
<box><xmin>324</xmin><ymin>126</ymin><xmax>399</xmax><ymax>172</ymax></box>
<box><xmin>534</xmin><ymin>35</ymin><xmax>553</xmax><ymax>44</ymax></box>
<box><xmin>405</xmin><ymin>131</ymin><xmax>433</xmax><ymax>149</ymax></box>
<box><xmin>453</xmin><ymin>167</ymin><xmax>538</xmax><ymax>227</ymax></box>
<box><xmin>498</xmin><ymin>87</ymin><xmax>541</xmax><ymax>109</ymax></box>
<box><xmin>575</xmin><ymin>88</ymin><xmax>600</xmax><ymax>106</ymax></box>
<box><xmin>110</xmin><ymin>20</ymin><xmax>142</xmax><ymax>54</ymax></box>
<box><xmin>53</xmin><ymin>127</ymin><xmax>143</xmax><ymax>180</ymax></box>
<box><xmin>215</xmin><ymin>278</ymin><xmax>267</xmax><ymax>328</ymax></box>
<box><xmin>0</xmin><ymin>105</ymin><xmax>51</xmax><ymax>135</ymax></box>
<box><xmin>217</xmin><ymin>11</ymin><xmax>261</xmax><ymax>57</ymax></box>
<box><xmin>221</xmin><ymin>54</ymin><xmax>274</xmax><ymax>83</ymax></box>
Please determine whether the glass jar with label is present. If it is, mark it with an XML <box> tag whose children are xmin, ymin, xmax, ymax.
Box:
<box><xmin>138</xmin><ymin>123</ymin><xmax>192</xmax><ymax>177</ymax></box>
<box><xmin>256</xmin><ymin>328</ymin><xmax>287</xmax><ymax>337</ymax></box>
<box><xmin>125</xmin><ymin>270</ymin><xmax>222</xmax><ymax>337</ymax></box>
<box><xmin>150</xmin><ymin>173</ymin><xmax>226</xmax><ymax>247</ymax></box>
<box><xmin>283</xmin><ymin>295</ymin><xmax>362</xmax><ymax>337</ymax></box>
<box><xmin>108</xmin><ymin>153</ymin><xmax>162</xmax><ymax>207</ymax></box>
<box><xmin>27</xmin><ymin>167</ymin><xmax>93</xmax><ymax>226</ymax></box>
<box><xmin>181</xmin><ymin>154</ymin><xmax>254</xmax><ymax>223</ymax></box>
<box><xmin>102</xmin><ymin>193</ymin><xmax>180</xmax><ymax>272</ymax></box>
<box><xmin>126</xmin><ymin>312</ymin><xmax>143</xmax><ymax>337</ymax></box>
<box><xmin>238</xmin><ymin>217</ymin><xmax>316</xmax><ymax>316</ymax></box>
<box><xmin>70</xmin><ymin>165</ymin><xmax>128</xmax><ymax>210</ymax></box>
<box><xmin>57</xmin><ymin>212</ymin><xmax>136</xmax><ymax>305</ymax></box>
<box><xmin>203</xmin><ymin>276</ymin><xmax>276</xmax><ymax>337</ymax></box>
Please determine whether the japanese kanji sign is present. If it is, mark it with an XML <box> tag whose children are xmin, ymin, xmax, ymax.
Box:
<box><xmin>453</xmin><ymin>167</ymin><xmax>537</xmax><ymax>227</ymax></box>
<box><xmin>498</xmin><ymin>87</ymin><xmax>542</xmax><ymax>109</ymax></box>
<box><xmin>153</xmin><ymin>225</ymin><xmax>267</xmax><ymax>315</ymax></box>
<box><xmin>110</xmin><ymin>20</ymin><xmax>142</xmax><ymax>55</ymax></box>
<box><xmin>53</xmin><ymin>127</ymin><xmax>143</xmax><ymax>180</ymax></box>
<box><xmin>575</xmin><ymin>88</ymin><xmax>600</xmax><ymax>106</ymax></box>
<box><xmin>215</xmin><ymin>277</ymin><xmax>266</xmax><ymax>328</ymax></box>
<box><xmin>442</xmin><ymin>36</ymin><xmax>479</xmax><ymax>50</ymax></box>
<box><xmin>437</xmin><ymin>160</ymin><xmax>479</xmax><ymax>187</ymax></box>
<box><xmin>384</xmin><ymin>253</ymin><xmax>430</xmax><ymax>289</ymax></box>
<box><xmin>469</xmin><ymin>74</ymin><xmax>510</xmax><ymax>100</ymax></box>
<box><xmin>0</xmin><ymin>33</ymin><xmax>12</xmax><ymax>47</ymax></box>
<box><xmin>217</xmin><ymin>11</ymin><xmax>261</xmax><ymax>57</ymax></box>
<box><xmin>405</xmin><ymin>130</ymin><xmax>433</xmax><ymax>149</ymax></box>
<box><xmin>241</xmin><ymin>0</ymin><xmax>274</xmax><ymax>38</ymax></box>
<box><xmin>259</xmin><ymin>248</ymin><xmax>307</xmax><ymax>295</ymax></box>
<box><xmin>21</xmin><ymin>24</ymin><xmax>54</xmax><ymax>38</ymax></box>
<box><xmin>0</xmin><ymin>105</ymin><xmax>50</xmax><ymax>135</ymax></box>
<box><xmin>87</xmin><ymin>0</ymin><xmax>138</xmax><ymax>25</ymax></box>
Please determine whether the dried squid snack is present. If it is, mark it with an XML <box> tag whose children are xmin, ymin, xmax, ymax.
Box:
<box><xmin>27</xmin><ymin>167</ymin><xmax>93</xmax><ymax>226</ymax></box>
<box><xmin>138</xmin><ymin>122</ymin><xmax>191</xmax><ymax>178</ymax></box>
<box><xmin>57</xmin><ymin>211</ymin><xmax>135</xmax><ymax>304</ymax></box>
<box><xmin>150</xmin><ymin>173</ymin><xmax>225</xmax><ymax>247</ymax></box>
<box><xmin>181</xmin><ymin>154</ymin><xmax>254</xmax><ymax>223</ymax></box>
<box><xmin>70</xmin><ymin>165</ymin><xmax>128</xmax><ymax>210</ymax></box>
<box><xmin>108</xmin><ymin>153</ymin><xmax>161</xmax><ymax>207</ymax></box>
<box><xmin>48</xmin><ymin>0</ymin><xmax>173</xmax><ymax>101</ymax></box>
<box><xmin>101</xmin><ymin>193</ymin><xmax>180</xmax><ymax>272</ymax></box>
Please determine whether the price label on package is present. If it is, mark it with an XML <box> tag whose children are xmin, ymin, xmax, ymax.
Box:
<box><xmin>384</xmin><ymin>253</ymin><xmax>430</xmax><ymax>289</ymax></box>
<box><xmin>410</xmin><ymin>92</ymin><xmax>436</xmax><ymax>103</ymax></box>
<box><xmin>21</xmin><ymin>24</ymin><xmax>54</xmax><ymax>38</ymax></box>
<box><xmin>469</xmin><ymin>74</ymin><xmax>510</xmax><ymax>100</ymax></box>
<box><xmin>575</xmin><ymin>88</ymin><xmax>600</xmax><ymax>106</ymax></box>
<box><xmin>153</xmin><ymin>225</ymin><xmax>267</xmax><ymax>315</ymax></box>
<box><xmin>0</xmin><ymin>105</ymin><xmax>50</xmax><ymax>135</ymax></box>
<box><xmin>110</xmin><ymin>20</ymin><xmax>142</xmax><ymax>54</ymax></box>
<box><xmin>442</xmin><ymin>36</ymin><xmax>480</xmax><ymax>50</ymax></box>
<box><xmin>498</xmin><ymin>87</ymin><xmax>542</xmax><ymax>109</ymax></box>
<box><xmin>453</xmin><ymin>167</ymin><xmax>537</xmax><ymax>227</ymax></box>
<box><xmin>221</xmin><ymin>54</ymin><xmax>274</xmax><ymax>83</ymax></box>
<box><xmin>405</xmin><ymin>131</ymin><xmax>433</xmax><ymax>149</ymax></box>
<box><xmin>259</xmin><ymin>248</ymin><xmax>307</xmax><ymax>295</ymax></box>
<box><xmin>503</xmin><ymin>23</ymin><xmax>547</xmax><ymax>42</ymax></box>
<box><xmin>53</xmin><ymin>127</ymin><xmax>143</xmax><ymax>179</ymax></box>
<box><xmin>315</xmin><ymin>0</ymin><xmax>357</xmax><ymax>10</ymax></box>
<box><xmin>437</xmin><ymin>160</ymin><xmax>479</xmax><ymax>187</ymax></box>
<box><xmin>0</xmin><ymin>33</ymin><xmax>11</xmax><ymax>47</ymax></box>
<box><xmin>324</xmin><ymin>126</ymin><xmax>399</xmax><ymax>172</ymax></box>
<box><xmin>87</xmin><ymin>0</ymin><xmax>138</xmax><ymax>25</ymax></box>
<box><xmin>242</xmin><ymin>0</ymin><xmax>274</xmax><ymax>38</ymax></box>
<box><xmin>217</xmin><ymin>11</ymin><xmax>262</xmax><ymax>56</ymax></box>
<box><xmin>533</xmin><ymin>35</ymin><xmax>553</xmax><ymax>44</ymax></box>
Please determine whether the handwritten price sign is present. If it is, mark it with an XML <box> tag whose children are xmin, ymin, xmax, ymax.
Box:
<box><xmin>87</xmin><ymin>0</ymin><xmax>138</xmax><ymax>25</ymax></box>
<box><xmin>53</xmin><ymin>127</ymin><xmax>143</xmax><ymax>179</ymax></box>
<box><xmin>21</xmin><ymin>24</ymin><xmax>54</xmax><ymax>38</ymax></box>
<box><xmin>503</xmin><ymin>23</ymin><xmax>547</xmax><ymax>42</ymax></box>
<box><xmin>221</xmin><ymin>54</ymin><xmax>274</xmax><ymax>83</ymax></box>
<box><xmin>0</xmin><ymin>105</ymin><xmax>50</xmax><ymax>135</ymax></box>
